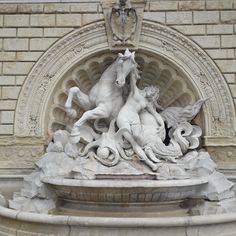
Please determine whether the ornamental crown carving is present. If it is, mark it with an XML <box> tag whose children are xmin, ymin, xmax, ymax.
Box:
<box><xmin>101</xmin><ymin>0</ymin><xmax>146</xmax><ymax>49</ymax></box>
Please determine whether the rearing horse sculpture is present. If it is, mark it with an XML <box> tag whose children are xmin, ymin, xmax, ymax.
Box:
<box><xmin>65</xmin><ymin>49</ymin><xmax>137</xmax><ymax>142</ymax></box>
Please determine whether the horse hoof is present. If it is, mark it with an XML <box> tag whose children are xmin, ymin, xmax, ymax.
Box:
<box><xmin>70</xmin><ymin>128</ymin><xmax>81</xmax><ymax>144</ymax></box>
<box><xmin>66</xmin><ymin>108</ymin><xmax>77</xmax><ymax>119</ymax></box>
<box><xmin>151</xmin><ymin>164</ymin><xmax>158</xmax><ymax>172</ymax></box>
<box><xmin>169</xmin><ymin>157</ymin><xmax>177</xmax><ymax>163</ymax></box>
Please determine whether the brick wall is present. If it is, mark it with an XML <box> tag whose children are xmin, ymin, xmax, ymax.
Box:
<box><xmin>0</xmin><ymin>0</ymin><xmax>235</xmax><ymax>136</ymax></box>
<box><xmin>0</xmin><ymin>1</ymin><xmax>103</xmax><ymax>135</ymax></box>
<box><xmin>144</xmin><ymin>0</ymin><xmax>236</xmax><ymax>103</ymax></box>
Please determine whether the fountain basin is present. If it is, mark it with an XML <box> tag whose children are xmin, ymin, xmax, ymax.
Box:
<box><xmin>1</xmin><ymin>205</ymin><xmax>236</xmax><ymax>236</ymax></box>
<box><xmin>42</xmin><ymin>177</ymin><xmax>208</xmax><ymax>203</ymax></box>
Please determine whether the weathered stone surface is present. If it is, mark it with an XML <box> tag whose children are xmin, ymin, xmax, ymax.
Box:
<box><xmin>229</xmin><ymin>84</ymin><xmax>236</xmax><ymax>97</ymax></box>
<box><xmin>70</xmin><ymin>3</ymin><xmax>98</xmax><ymax>13</ymax></box>
<box><xmin>221</xmin><ymin>11</ymin><xmax>236</xmax><ymax>23</ymax></box>
<box><xmin>0</xmin><ymin>52</ymin><xmax>16</xmax><ymax>61</ymax></box>
<box><xmin>207</xmin><ymin>24</ymin><xmax>233</xmax><ymax>34</ymax></box>
<box><xmin>206</xmin><ymin>0</ymin><xmax>233</xmax><ymax>9</ymax></box>
<box><xmin>1</xmin><ymin>111</ymin><xmax>14</xmax><ymax>124</ymax></box>
<box><xmin>0</xmin><ymin>194</ymin><xmax>7</xmax><ymax>207</ymax></box>
<box><xmin>15</xmin><ymin>76</ymin><xmax>26</xmax><ymax>85</ymax></box>
<box><xmin>179</xmin><ymin>1</ymin><xmax>205</xmax><ymax>10</ymax></box>
<box><xmin>82</xmin><ymin>13</ymin><xmax>104</xmax><ymax>25</ymax></box>
<box><xmin>3</xmin><ymin>62</ymin><xmax>34</xmax><ymax>75</ymax></box>
<box><xmin>0</xmin><ymin>125</ymin><xmax>13</xmax><ymax>135</ymax></box>
<box><xmin>56</xmin><ymin>14</ymin><xmax>82</xmax><ymax>27</ymax></box>
<box><xmin>193</xmin><ymin>11</ymin><xmax>220</xmax><ymax>24</ymax></box>
<box><xmin>44</xmin><ymin>27</ymin><xmax>73</xmax><ymax>37</ymax></box>
<box><xmin>216</xmin><ymin>60</ymin><xmax>236</xmax><ymax>73</ymax></box>
<box><xmin>0</xmin><ymin>100</ymin><xmax>16</xmax><ymax>110</ymax></box>
<box><xmin>31</xmin><ymin>14</ymin><xmax>55</xmax><ymax>26</ymax></box>
<box><xmin>0</xmin><ymin>28</ymin><xmax>16</xmax><ymax>37</ymax></box>
<box><xmin>0</xmin><ymin>76</ymin><xmax>15</xmax><ymax>85</ymax></box>
<box><xmin>9</xmin><ymin>193</ymin><xmax>56</xmax><ymax>213</ymax></box>
<box><xmin>18</xmin><ymin>28</ymin><xmax>43</xmax><ymax>37</ymax></box>
<box><xmin>36</xmin><ymin>153</ymin><xmax>74</xmax><ymax>178</ymax></box>
<box><xmin>150</xmin><ymin>1</ymin><xmax>178</xmax><ymax>11</ymax></box>
<box><xmin>166</xmin><ymin>12</ymin><xmax>192</xmax><ymax>24</ymax></box>
<box><xmin>221</xmin><ymin>35</ymin><xmax>236</xmax><ymax>48</ymax></box>
<box><xmin>4</xmin><ymin>15</ymin><xmax>29</xmax><ymax>27</ymax></box>
<box><xmin>143</xmin><ymin>12</ymin><xmax>165</xmax><ymax>24</ymax></box>
<box><xmin>206</xmin><ymin>49</ymin><xmax>235</xmax><ymax>59</ymax></box>
<box><xmin>0</xmin><ymin>4</ymin><xmax>17</xmax><ymax>13</ymax></box>
<box><xmin>202</xmin><ymin>171</ymin><xmax>235</xmax><ymax>201</ymax></box>
<box><xmin>30</xmin><ymin>38</ymin><xmax>57</xmax><ymax>51</ymax></box>
<box><xmin>172</xmin><ymin>25</ymin><xmax>205</xmax><ymax>35</ymax></box>
<box><xmin>4</xmin><ymin>38</ymin><xmax>28</xmax><ymax>51</ymax></box>
<box><xmin>0</xmin><ymin>16</ymin><xmax>3</xmax><ymax>27</ymax></box>
<box><xmin>16</xmin><ymin>51</ymin><xmax>43</xmax><ymax>61</ymax></box>
<box><xmin>17</xmin><ymin>3</ymin><xmax>44</xmax><ymax>13</ymax></box>
<box><xmin>0</xmin><ymin>145</ymin><xmax>44</xmax><ymax>168</ymax></box>
<box><xmin>190</xmin><ymin>35</ymin><xmax>220</xmax><ymax>48</ymax></box>
<box><xmin>44</xmin><ymin>3</ymin><xmax>70</xmax><ymax>13</ymax></box>
<box><xmin>2</xmin><ymin>86</ymin><xmax>21</xmax><ymax>99</ymax></box>
<box><xmin>224</xmin><ymin>74</ymin><xmax>235</xmax><ymax>83</ymax></box>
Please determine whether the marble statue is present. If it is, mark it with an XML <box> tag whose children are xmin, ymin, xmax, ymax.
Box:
<box><xmin>64</xmin><ymin>49</ymin><xmax>205</xmax><ymax>171</ymax></box>
<box><xmin>8</xmin><ymin>49</ymin><xmax>236</xmax><ymax>214</ymax></box>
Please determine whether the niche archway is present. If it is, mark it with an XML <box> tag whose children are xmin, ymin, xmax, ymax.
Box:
<box><xmin>15</xmin><ymin>21</ymin><xmax>236</xmax><ymax>150</ymax></box>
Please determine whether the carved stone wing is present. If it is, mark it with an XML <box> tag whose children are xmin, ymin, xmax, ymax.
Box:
<box><xmin>161</xmin><ymin>99</ymin><xmax>206</xmax><ymax>129</ymax></box>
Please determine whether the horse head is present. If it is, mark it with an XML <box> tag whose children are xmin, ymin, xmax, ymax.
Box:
<box><xmin>115</xmin><ymin>49</ymin><xmax>139</xmax><ymax>88</ymax></box>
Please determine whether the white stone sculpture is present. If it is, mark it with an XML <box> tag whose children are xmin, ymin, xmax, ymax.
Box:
<box><xmin>9</xmin><ymin>49</ymin><xmax>235</xmax><ymax>214</ymax></box>
<box><xmin>64</xmin><ymin>49</ymin><xmax>205</xmax><ymax>171</ymax></box>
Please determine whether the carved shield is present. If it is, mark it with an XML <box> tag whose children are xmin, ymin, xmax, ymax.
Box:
<box><xmin>110</xmin><ymin>8</ymin><xmax>137</xmax><ymax>44</ymax></box>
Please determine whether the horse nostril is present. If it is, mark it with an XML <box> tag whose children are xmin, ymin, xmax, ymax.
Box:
<box><xmin>115</xmin><ymin>80</ymin><xmax>119</xmax><ymax>85</ymax></box>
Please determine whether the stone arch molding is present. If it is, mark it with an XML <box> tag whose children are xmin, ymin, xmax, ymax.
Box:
<box><xmin>15</xmin><ymin>20</ymin><xmax>236</xmax><ymax>146</ymax></box>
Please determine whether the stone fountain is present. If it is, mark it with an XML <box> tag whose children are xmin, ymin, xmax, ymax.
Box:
<box><xmin>4</xmin><ymin>49</ymin><xmax>235</xmax><ymax>222</ymax></box>
<box><xmin>0</xmin><ymin>0</ymin><xmax>235</xmax><ymax>234</ymax></box>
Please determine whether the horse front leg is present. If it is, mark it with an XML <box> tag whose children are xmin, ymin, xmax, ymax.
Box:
<box><xmin>65</xmin><ymin>87</ymin><xmax>92</xmax><ymax>118</ymax></box>
<box><xmin>74</xmin><ymin>105</ymin><xmax>108</xmax><ymax>128</ymax></box>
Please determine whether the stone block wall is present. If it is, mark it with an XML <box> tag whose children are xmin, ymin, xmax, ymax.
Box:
<box><xmin>144</xmin><ymin>0</ymin><xmax>236</xmax><ymax>100</ymax></box>
<box><xmin>0</xmin><ymin>1</ymin><xmax>103</xmax><ymax>137</ymax></box>
<box><xmin>0</xmin><ymin>0</ymin><xmax>235</xmax><ymax>175</ymax></box>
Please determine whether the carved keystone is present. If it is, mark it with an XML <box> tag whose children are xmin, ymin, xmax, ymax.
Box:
<box><xmin>100</xmin><ymin>0</ymin><xmax>146</xmax><ymax>50</ymax></box>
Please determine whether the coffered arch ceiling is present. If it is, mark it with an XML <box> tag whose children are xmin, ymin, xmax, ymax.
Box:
<box><xmin>15</xmin><ymin>21</ymin><xmax>236</xmax><ymax>147</ymax></box>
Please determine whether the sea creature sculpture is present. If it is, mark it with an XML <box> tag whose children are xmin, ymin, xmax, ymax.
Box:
<box><xmin>77</xmin><ymin>120</ymin><xmax>128</xmax><ymax>167</ymax></box>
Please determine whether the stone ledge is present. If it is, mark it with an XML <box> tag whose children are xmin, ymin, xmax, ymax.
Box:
<box><xmin>0</xmin><ymin>136</ymin><xmax>46</xmax><ymax>146</ymax></box>
<box><xmin>1</xmin><ymin>205</ymin><xmax>236</xmax><ymax>227</ymax></box>
<box><xmin>0</xmin><ymin>145</ymin><xmax>44</xmax><ymax>168</ymax></box>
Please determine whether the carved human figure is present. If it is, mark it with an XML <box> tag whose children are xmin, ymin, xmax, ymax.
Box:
<box><xmin>137</xmin><ymin>86</ymin><xmax>182</xmax><ymax>163</ymax></box>
<box><xmin>116</xmin><ymin>70</ymin><xmax>159</xmax><ymax>170</ymax></box>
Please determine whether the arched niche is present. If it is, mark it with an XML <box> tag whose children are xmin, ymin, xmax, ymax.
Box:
<box><xmin>48</xmin><ymin>51</ymin><xmax>198</xmax><ymax>137</ymax></box>
<box><xmin>15</xmin><ymin>21</ymin><xmax>236</xmax><ymax>149</ymax></box>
